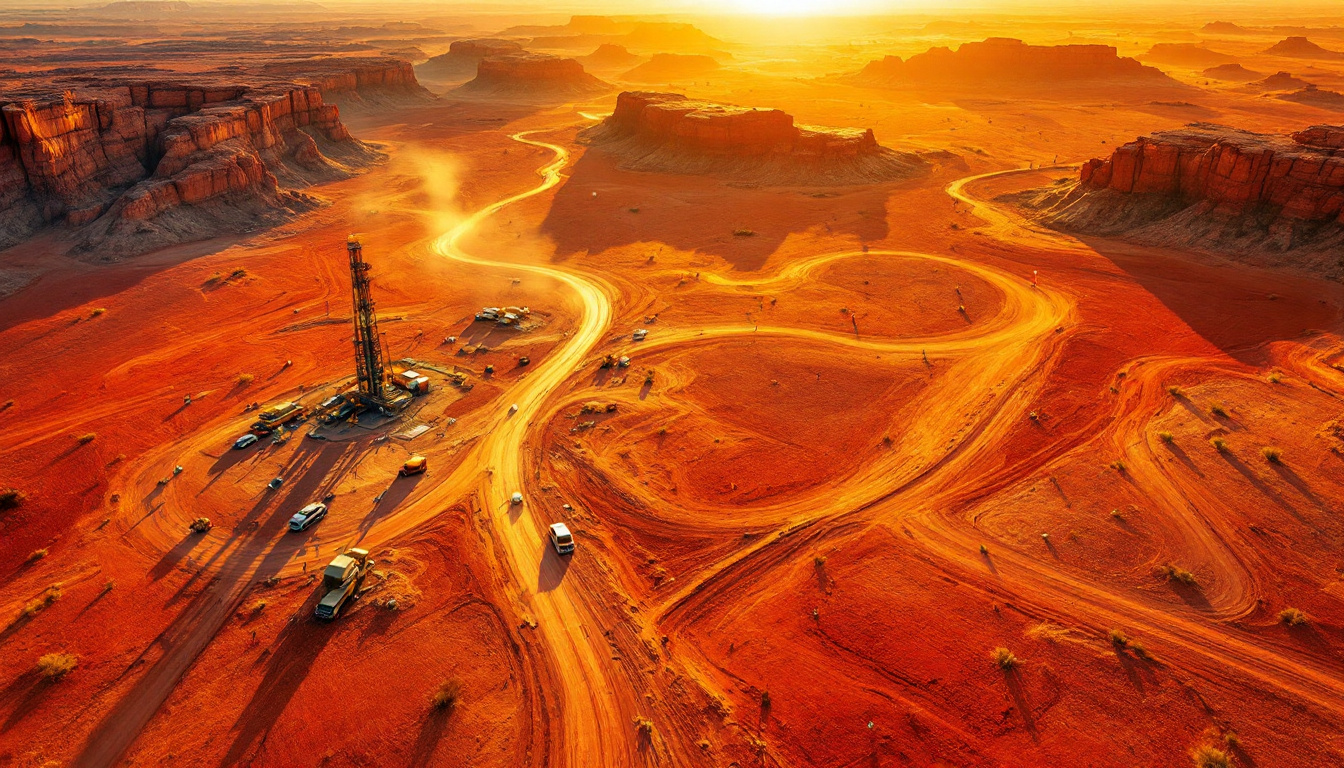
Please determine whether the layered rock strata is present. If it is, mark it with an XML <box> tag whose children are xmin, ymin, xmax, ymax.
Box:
<box><xmin>0</xmin><ymin>58</ymin><xmax>424</xmax><ymax>256</ymax></box>
<box><xmin>582</xmin><ymin>91</ymin><xmax>937</xmax><ymax>185</ymax></box>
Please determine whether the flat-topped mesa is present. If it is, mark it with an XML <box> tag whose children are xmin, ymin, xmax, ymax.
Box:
<box><xmin>261</xmin><ymin>57</ymin><xmax>434</xmax><ymax>107</ymax></box>
<box><xmin>604</xmin><ymin>91</ymin><xmax>878</xmax><ymax>158</ymax></box>
<box><xmin>584</xmin><ymin>91</ymin><xmax>938</xmax><ymax>185</ymax></box>
<box><xmin>858</xmin><ymin>38</ymin><xmax>1174</xmax><ymax>86</ymax></box>
<box><xmin>1078</xmin><ymin>123</ymin><xmax>1344</xmax><ymax>222</ymax></box>
<box><xmin>0</xmin><ymin>61</ymin><xmax>407</xmax><ymax>256</ymax></box>
<box><xmin>453</xmin><ymin>52</ymin><xmax>609</xmax><ymax>99</ymax></box>
<box><xmin>416</xmin><ymin>38</ymin><xmax>525</xmax><ymax>79</ymax></box>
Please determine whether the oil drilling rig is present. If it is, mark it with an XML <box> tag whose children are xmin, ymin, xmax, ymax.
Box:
<box><xmin>346</xmin><ymin>236</ymin><xmax>410</xmax><ymax>414</ymax></box>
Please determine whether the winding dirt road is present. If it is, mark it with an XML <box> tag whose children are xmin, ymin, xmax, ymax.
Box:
<box><xmin>73</xmin><ymin>134</ymin><xmax>1344</xmax><ymax>767</ymax></box>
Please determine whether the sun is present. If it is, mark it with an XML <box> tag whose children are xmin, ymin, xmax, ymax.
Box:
<box><xmin>725</xmin><ymin>0</ymin><xmax>865</xmax><ymax>15</ymax></box>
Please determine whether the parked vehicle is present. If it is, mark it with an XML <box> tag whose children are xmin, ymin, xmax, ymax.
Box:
<box><xmin>289</xmin><ymin>502</ymin><xmax>327</xmax><ymax>531</ymax></box>
<box><xmin>233</xmin><ymin>434</ymin><xmax>259</xmax><ymax>449</ymax></box>
<box><xmin>314</xmin><ymin>549</ymin><xmax>374</xmax><ymax>620</ymax></box>
<box><xmin>268</xmin><ymin>477</ymin><xmax>284</xmax><ymax>490</ymax></box>
<box><xmin>400</xmin><ymin>456</ymin><xmax>427</xmax><ymax>476</ymax></box>
<box><xmin>510</xmin><ymin>492</ymin><xmax>523</xmax><ymax>505</ymax></box>
<box><xmin>251</xmin><ymin>401</ymin><xmax>308</xmax><ymax>435</ymax></box>
<box><xmin>632</xmin><ymin>329</ymin><xmax>647</xmax><ymax>341</ymax></box>
<box><xmin>549</xmin><ymin>523</ymin><xmax>575</xmax><ymax>555</ymax></box>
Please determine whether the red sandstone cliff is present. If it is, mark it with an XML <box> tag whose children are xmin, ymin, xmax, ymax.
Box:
<box><xmin>0</xmin><ymin>58</ymin><xmax>425</xmax><ymax>256</ymax></box>
<box><xmin>583</xmin><ymin>91</ymin><xmax>942</xmax><ymax>185</ymax></box>
<box><xmin>452</xmin><ymin>53</ymin><xmax>610</xmax><ymax>100</ymax></box>
<box><xmin>856</xmin><ymin>38</ymin><xmax>1177</xmax><ymax>87</ymax></box>
<box><xmin>1077</xmin><ymin>123</ymin><xmax>1344</xmax><ymax>223</ymax></box>
<box><xmin>1009</xmin><ymin>123</ymin><xmax>1344</xmax><ymax>274</ymax></box>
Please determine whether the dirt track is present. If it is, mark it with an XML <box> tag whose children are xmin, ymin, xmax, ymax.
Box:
<box><xmin>14</xmin><ymin>108</ymin><xmax>1344</xmax><ymax>767</ymax></box>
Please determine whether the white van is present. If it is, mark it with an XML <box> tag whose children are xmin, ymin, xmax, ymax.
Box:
<box><xmin>549</xmin><ymin>523</ymin><xmax>574</xmax><ymax>555</ymax></box>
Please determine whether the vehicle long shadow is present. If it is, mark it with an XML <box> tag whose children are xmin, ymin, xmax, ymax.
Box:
<box><xmin>536</xmin><ymin>545</ymin><xmax>572</xmax><ymax>592</ymax></box>
<box><xmin>358</xmin><ymin>473</ymin><xmax>422</xmax><ymax>539</ymax></box>
<box><xmin>71</xmin><ymin>441</ymin><xmax>356</xmax><ymax>768</ymax></box>
<box><xmin>216</xmin><ymin>592</ymin><xmax>335</xmax><ymax>767</ymax></box>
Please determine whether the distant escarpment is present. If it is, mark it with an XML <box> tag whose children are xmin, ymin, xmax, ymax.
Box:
<box><xmin>416</xmin><ymin>39</ymin><xmax>524</xmax><ymax>81</ymax></box>
<box><xmin>0</xmin><ymin>58</ymin><xmax>425</xmax><ymax>258</ymax></box>
<box><xmin>261</xmin><ymin>57</ymin><xmax>435</xmax><ymax>109</ymax></box>
<box><xmin>621</xmin><ymin>53</ymin><xmax>720</xmax><ymax>82</ymax></box>
<box><xmin>1007</xmin><ymin>123</ymin><xmax>1344</xmax><ymax>276</ymax></box>
<box><xmin>854</xmin><ymin>38</ymin><xmax>1177</xmax><ymax>89</ymax></box>
<box><xmin>452</xmin><ymin>53</ymin><xmax>610</xmax><ymax>101</ymax></box>
<box><xmin>580</xmin><ymin>91</ymin><xmax>944</xmax><ymax>185</ymax></box>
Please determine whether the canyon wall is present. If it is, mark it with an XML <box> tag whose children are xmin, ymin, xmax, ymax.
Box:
<box><xmin>1008</xmin><ymin>123</ymin><xmax>1344</xmax><ymax>275</ymax></box>
<box><xmin>0</xmin><ymin>58</ymin><xmax>422</xmax><ymax>257</ymax></box>
<box><xmin>1078</xmin><ymin>123</ymin><xmax>1344</xmax><ymax>223</ymax></box>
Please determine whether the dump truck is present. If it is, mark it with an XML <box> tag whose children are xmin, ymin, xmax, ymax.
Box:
<box><xmin>314</xmin><ymin>548</ymin><xmax>374</xmax><ymax>620</ymax></box>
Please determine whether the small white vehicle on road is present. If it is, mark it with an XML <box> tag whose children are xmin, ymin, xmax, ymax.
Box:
<box><xmin>233</xmin><ymin>434</ymin><xmax>259</xmax><ymax>449</ymax></box>
<box><xmin>510</xmin><ymin>492</ymin><xmax>523</xmax><ymax>505</ymax></box>
<box><xmin>549</xmin><ymin>523</ymin><xmax>575</xmax><ymax>555</ymax></box>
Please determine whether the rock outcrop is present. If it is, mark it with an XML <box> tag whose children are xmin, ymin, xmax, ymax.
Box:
<box><xmin>0</xmin><ymin>58</ymin><xmax>425</xmax><ymax>257</ymax></box>
<box><xmin>1262</xmin><ymin>37</ymin><xmax>1344</xmax><ymax>60</ymax></box>
<box><xmin>621</xmin><ymin>53</ymin><xmax>720</xmax><ymax>82</ymax></box>
<box><xmin>1278</xmin><ymin>86</ymin><xmax>1344</xmax><ymax>111</ymax></box>
<box><xmin>416</xmin><ymin>39</ymin><xmax>524</xmax><ymax>80</ymax></box>
<box><xmin>1248</xmin><ymin>71</ymin><xmax>1313</xmax><ymax>90</ymax></box>
<box><xmin>581</xmin><ymin>91</ymin><xmax>939</xmax><ymax>185</ymax></box>
<box><xmin>855</xmin><ymin>38</ymin><xmax>1176</xmax><ymax>88</ymax></box>
<box><xmin>1142</xmin><ymin>43</ymin><xmax>1236</xmax><ymax>68</ymax></box>
<box><xmin>1010</xmin><ymin>123</ymin><xmax>1344</xmax><ymax>274</ymax></box>
<box><xmin>578</xmin><ymin>44</ymin><xmax>641</xmax><ymax>69</ymax></box>
<box><xmin>452</xmin><ymin>53</ymin><xmax>610</xmax><ymax>101</ymax></box>
<box><xmin>1203</xmin><ymin>63</ymin><xmax>1262</xmax><ymax>81</ymax></box>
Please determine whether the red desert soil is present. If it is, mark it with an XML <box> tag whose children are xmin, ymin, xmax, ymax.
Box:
<box><xmin>4</xmin><ymin>7</ymin><xmax>1344</xmax><ymax>768</ymax></box>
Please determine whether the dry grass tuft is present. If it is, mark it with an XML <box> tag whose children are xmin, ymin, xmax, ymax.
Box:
<box><xmin>1261</xmin><ymin>446</ymin><xmax>1282</xmax><ymax>464</ymax></box>
<box><xmin>1159</xmin><ymin>431</ymin><xmax>1174</xmax><ymax>443</ymax></box>
<box><xmin>1190</xmin><ymin>744</ymin><xmax>1230</xmax><ymax>768</ymax></box>
<box><xmin>1108</xmin><ymin>629</ymin><xmax>1129</xmax><ymax>648</ymax></box>
<box><xmin>76</xmin><ymin>432</ymin><xmax>96</xmax><ymax>444</ymax></box>
<box><xmin>991</xmin><ymin>647</ymin><xmax>1020</xmax><ymax>670</ymax></box>
<box><xmin>1278</xmin><ymin>607</ymin><xmax>1309</xmax><ymax>626</ymax></box>
<box><xmin>431</xmin><ymin>678</ymin><xmax>463</xmax><ymax>711</ymax></box>
<box><xmin>37</xmin><ymin>652</ymin><xmax>78</xmax><ymax>680</ymax></box>
<box><xmin>1210</xmin><ymin>437</ymin><xmax>1227</xmax><ymax>453</ymax></box>
<box><xmin>1159</xmin><ymin>564</ymin><xmax>1198</xmax><ymax>585</ymax></box>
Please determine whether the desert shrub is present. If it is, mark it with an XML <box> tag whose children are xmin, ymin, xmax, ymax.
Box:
<box><xmin>37</xmin><ymin>652</ymin><xmax>78</xmax><ymax>680</ymax></box>
<box><xmin>1261</xmin><ymin>446</ymin><xmax>1282</xmax><ymax>464</ymax></box>
<box><xmin>250</xmin><ymin>599</ymin><xmax>267</xmax><ymax>614</ymax></box>
<box><xmin>237</xmin><ymin>373</ymin><xmax>254</xmax><ymax>386</ymax></box>
<box><xmin>761</xmin><ymin>690</ymin><xmax>771</xmax><ymax>708</ymax></box>
<box><xmin>1110</xmin><ymin>460</ymin><xmax>1127</xmax><ymax>473</ymax></box>
<box><xmin>1210</xmin><ymin>437</ymin><xmax>1227</xmax><ymax>453</ymax></box>
<box><xmin>1210</xmin><ymin>403</ymin><xmax>1227</xmax><ymax>417</ymax></box>
<box><xmin>103</xmin><ymin>580</ymin><xmax>115</xmax><ymax>593</ymax></box>
<box><xmin>1278</xmin><ymin>607</ymin><xmax>1309</xmax><ymax>626</ymax></box>
<box><xmin>0</xmin><ymin>488</ymin><xmax>25</xmax><ymax>510</ymax></box>
<box><xmin>1191</xmin><ymin>745</ymin><xmax>1230</xmax><ymax>768</ymax></box>
<box><xmin>1160</xmin><ymin>564</ymin><xmax>1197</xmax><ymax>585</ymax></box>
<box><xmin>26</xmin><ymin>548</ymin><xmax>48</xmax><ymax>564</ymax></box>
<box><xmin>732</xmin><ymin>228</ymin><xmax>755</xmax><ymax>237</ymax></box>
<box><xmin>76</xmin><ymin>433</ymin><xmax>96</xmax><ymax>444</ymax></box>
<box><xmin>633</xmin><ymin>716</ymin><xmax>654</xmax><ymax>736</ymax></box>
<box><xmin>1129</xmin><ymin>640</ymin><xmax>1149</xmax><ymax>659</ymax></box>
<box><xmin>1159</xmin><ymin>431</ymin><xmax>1174</xmax><ymax>443</ymax></box>
<box><xmin>1108</xmin><ymin>629</ymin><xmax>1129</xmax><ymax>648</ymax></box>
<box><xmin>432</xmin><ymin>678</ymin><xmax>462</xmax><ymax>711</ymax></box>
<box><xmin>90</xmin><ymin>308</ymin><xmax>106</xmax><ymax>317</ymax></box>
<box><xmin>1167</xmin><ymin>385</ymin><xmax>1183</xmax><ymax>397</ymax></box>
<box><xmin>991</xmin><ymin>647</ymin><xmax>1019</xmax><ymax>670</ymax></box>
<box><xmin>230</xmin><ymin>268</ymin><xmax>247</xmax><ymax>279</ymax></box>
<box><xmin>1267</xmin><ymin>373</ymin><xmax>1281</xmax><ymax>383</ymax></box>
<box><xmin>813</xmin><ymin>556</ymin><xmax>826</xmax><ymax>569</ymax></box>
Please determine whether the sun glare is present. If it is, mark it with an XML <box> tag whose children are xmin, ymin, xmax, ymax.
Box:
<box><xmin>727</xmin><ymin>0</ymin><xmax>868</xmax><ymax>15</ymax></box>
